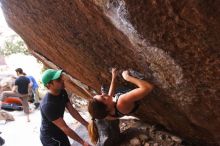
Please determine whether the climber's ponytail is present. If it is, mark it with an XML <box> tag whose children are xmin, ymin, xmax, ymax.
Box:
<box><xmin>87</xmin><ymin>98</ymin><xmax>109</xmax><ymax>144</ymax></box>
<box><xmin>88</xmin><ymin>118</ymin><xmax>99</xmax><ymax>144</ymax></box>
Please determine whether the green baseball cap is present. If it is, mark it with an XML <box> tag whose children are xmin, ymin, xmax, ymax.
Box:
<box><xmin>41</xmin><ymin>69</ymin><xmax>63</xmax><ymax>86</ymax></box>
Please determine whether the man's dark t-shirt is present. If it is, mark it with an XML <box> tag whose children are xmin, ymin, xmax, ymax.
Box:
<box><xmin>40</xmin><ymin>89</ymin><xmax>70</xmax><ymax>137</ymax></box>
<box><xmin>15</xmin><ymin>76</ymin><xmax>30</xmax><ymax>94</ymax></box>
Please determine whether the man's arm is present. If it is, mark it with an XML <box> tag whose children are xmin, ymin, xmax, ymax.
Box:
<box><xmin>27</xmin><ymin>81</ymin><xmax>33</xmax><ymax>96</ymax></box>
<box><xmin>29</xmin><ymin>81</ymin><xmax>33</xmax><ymax>88</ymax></box>
<box><xmin>108</xmin><ymin>68</ymin><xmax>117</xmax><ymax>96</ymax></box>
<box><xmin>66</xmin><ymin>101</ymin><xmax>88</xmax><ymax>128</ymax></box>
<box><xmin>52</xmin><ymin>117</ymin><xmax>88</xmax><ymax>146</ymax></box>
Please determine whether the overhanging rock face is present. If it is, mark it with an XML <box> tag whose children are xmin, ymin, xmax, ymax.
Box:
<box><xmin>1</xmin><ymin>0</ymin><xmax>219</xmax><ymax>145</ymax></box>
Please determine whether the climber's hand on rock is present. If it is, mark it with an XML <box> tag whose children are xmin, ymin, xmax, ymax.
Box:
<box><xmin>122</xmin><ymin>70</ymin><xmax>130</xmax><ymax>80</ymax></box>
<box><xmin>111</xmin><ymin>68</ymin><xmax>117</xmax><ymax>78</ymax></box>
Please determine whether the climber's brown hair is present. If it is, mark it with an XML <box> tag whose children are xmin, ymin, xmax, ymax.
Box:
<box><xmin>87</xmin><ymin>98</ymin><xmax>109</xmax><ymax>144</ymax></box>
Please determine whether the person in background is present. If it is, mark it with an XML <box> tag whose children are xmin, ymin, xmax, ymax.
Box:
<box><xmin>23</xmin><ymin>73</ymin><xmax>40</xmax><ymax>109</ymax></box>
<box><xmin>0</xmin><ymin>68</ymin><xmax>31</xmax><ymax>122</ymax></box>
<box><xmin>40</xmin><ymin>69</ymin><xmax>91</xmax><ymax>146</ymax></box>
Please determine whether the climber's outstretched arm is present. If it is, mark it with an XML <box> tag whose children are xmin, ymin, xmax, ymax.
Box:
<box><xmin>119</xmin><ymin>71</ymin><xmax>153</xmax><ymax>103</ymax></box>
<box><xmin>108</xmin><ymin>68</ymin><xmax>117</xmax><ymax>97</ymax></box>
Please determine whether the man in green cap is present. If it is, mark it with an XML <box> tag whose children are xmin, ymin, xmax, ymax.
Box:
<box><xmin>40</xmin><ymin>69</ymin><xmax>90</xmax><ymax>146</ymax></box>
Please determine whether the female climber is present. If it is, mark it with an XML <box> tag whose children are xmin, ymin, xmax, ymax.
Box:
<box><xmin>87</xmin><ymin>68</ymin><xmax>154</xmax><ymax>144</ymax></box>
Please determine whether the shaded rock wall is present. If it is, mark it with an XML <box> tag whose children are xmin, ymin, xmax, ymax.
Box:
<box><xmin>1</xmin><ymin>0</ymin><xmax>219</xmax><ymax>145</ymax></box>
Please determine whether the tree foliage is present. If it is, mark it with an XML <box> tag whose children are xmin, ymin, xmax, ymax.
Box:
<box><xmin>0</xmin><ymin>35</ymin><xmax>29</xmax><ymax>56</ymax></box>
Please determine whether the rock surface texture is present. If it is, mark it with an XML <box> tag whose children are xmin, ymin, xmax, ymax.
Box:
<box><xmin>1</xmin><ymin>0</ymin><xmax>219</xmax><ymax>145</ymax></box>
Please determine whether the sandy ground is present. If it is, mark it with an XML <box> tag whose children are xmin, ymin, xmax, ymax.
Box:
<box><xmin>0</xmin><ymin>104</ymin><xmax>92</xmax><ymax>146</ymax></box>
<box><xmin>0</xmin><ymin>105</ymin><xmax>186</xmax><ymax>146</ymax></box>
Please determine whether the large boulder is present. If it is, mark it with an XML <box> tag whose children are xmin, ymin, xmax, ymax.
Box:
<box><xmin>1</xmin><ymin>0</ymin><xmax>219</xmax><ymax>145</ymax></box>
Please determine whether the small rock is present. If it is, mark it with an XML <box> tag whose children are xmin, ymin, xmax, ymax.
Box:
<box><xmin>156</xmin><ymin>134</ymin><xmax>163</xmax><ymax>140</ymax></box>
<box><xmin>171</xmin><ymin>136</ymin><xmax>182</xmax><ymax>143</ymax></box>
<box><xmin>161</xmin><ymin>134</ymin><xmax>166</xmax><ymax>140</ymax></box>
<box><xmin>139</xmin><ymin>134</ymin><xmax>149</xmax><ymax>142</ymax></box>
<box><xmin>130</xmin><ymin>137</ymin><xmax>141</xmax><ymax>146</ymax></box>
<box><xmin>121</xmin><ymin>122</ymin><xmax>126</xmax><ymax>127</ymax></box>
<box><xmin>144</xmin><ymin>143</ymin><xmax>150</xmax><ymax>146</ymax></box>
<box><xmin>150</xmin><ymin>125</ymin><xmax>156</xmax><ymax>132</ymax></box>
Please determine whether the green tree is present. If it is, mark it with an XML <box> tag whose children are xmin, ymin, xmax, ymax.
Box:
<box><xmin>0</xmin><ymin>35</ymin><xmax>29</xmax><ymax>56</ymax></box>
